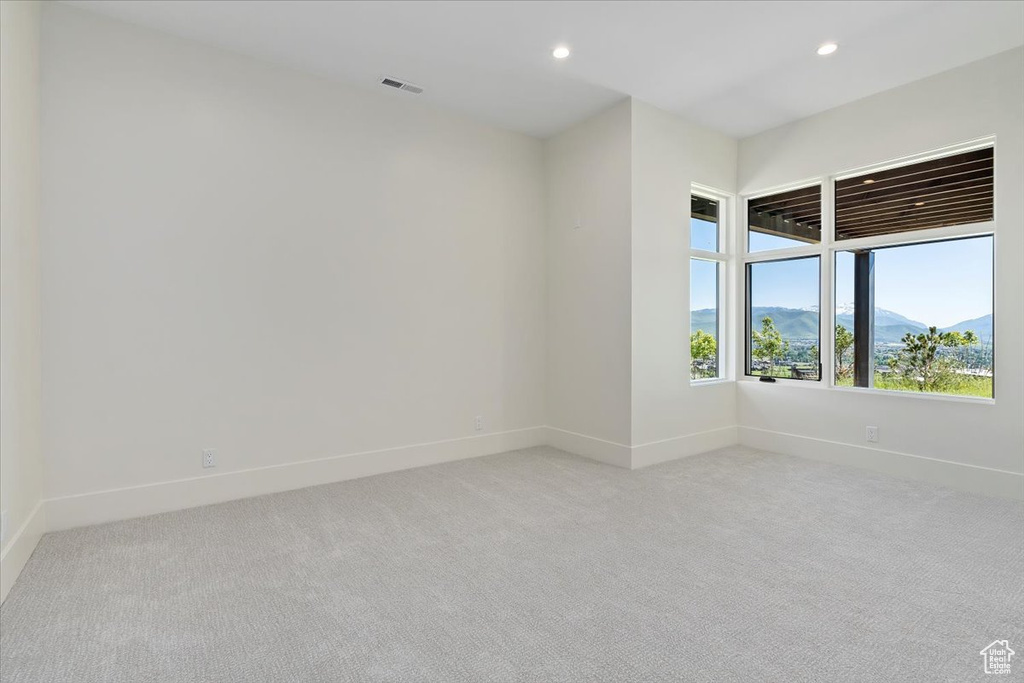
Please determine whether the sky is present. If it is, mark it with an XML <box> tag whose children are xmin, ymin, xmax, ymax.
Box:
<box><xmin>690</xmin><ymin>258</ymin><xmax>718</xmax><ymax>311</ymax></box>
<box><xmin>690</xmin><ymin>217</ymin><xmax>992</xmax><ymax>329</ymax></box>
<box><xmin>834</xmin><ymin>236</ymin><xmax>992</xmax><ymax>327</ymax></box>
<box><xmin>749</xmin><ymin>231</ymin><xmax>809</xmax><ymax>252</ymax></box>
<box><xmin>749</xmin><ymin>257</ymin><xmax>820</xmax><ymax>310</ymax></box>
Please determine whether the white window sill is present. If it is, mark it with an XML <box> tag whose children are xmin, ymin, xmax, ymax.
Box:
<box><xmin>691</xmin><ymin>377</ymin><xmax>734</xmax><ymax>387</ymax></box>
<box><xmin>739</xmin><ymin>375</ymin><xmax>995</xmax><ymax>406</ymax></box>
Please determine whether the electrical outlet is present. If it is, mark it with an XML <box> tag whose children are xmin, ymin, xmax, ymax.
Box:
<box><xmin>866</xmin><ymin>426</ymin><xmax>878</xmax><ymax>443</ymax></box>
<box><xmin>0</xmin><ymin>510</ymin><xmax>7</xmax><ymax>546</ymax></box>
<box><xmin>202</xmin><ymin>448</ymin><xmax>217</xmax><ymax>468</ymax></box>
<box><xmin>474</xmin><ymin>416</ymin><xmax>484</xmax><ymax>431</ymax></box>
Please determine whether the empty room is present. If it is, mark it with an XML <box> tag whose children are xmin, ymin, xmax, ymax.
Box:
<box><xmin>1</xmin><ymin>1</ymin><xmax>1022</xmax><ymax>681</ymax></box>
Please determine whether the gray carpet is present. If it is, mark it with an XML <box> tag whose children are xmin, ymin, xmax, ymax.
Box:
<box><xmin>1</xmin><ymin>446</ymin><xmax>1021</xmax><ymax>682</ymax></box>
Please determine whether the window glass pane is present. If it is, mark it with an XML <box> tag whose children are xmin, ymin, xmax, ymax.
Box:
<box><xmin>747</xmin><ymin>257</ymin><xmax>820</xmax><ymax>380</ymax></box>
<box><xmin>835</xmin><ymin>147</ymin><xmax>993</xmax><ymax>240</ymax></box>
<box><xmin>833</xmin><ymin>252</ymin><xmax>855</xmax><ymax>386</ymax></box>
<box><xmin>690</xmin><ymin>258</ymin><xmax>719</xmax><ymax>380</ymax></box>
<box><xmin>834</xmin><ymin>236</ymin><xmax>993</xmax><ymax>397</ymax></box>
<box><xmin>748</xmin><ymin>185</ymin><xmax>821</xmax><ymax>253</ymax></box>
<box><xmin>691</xmin><ymin>196</ymin><xmax>719</xmax><ymax>252</ymax></box>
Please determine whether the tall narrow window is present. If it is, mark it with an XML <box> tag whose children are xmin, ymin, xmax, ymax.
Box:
<box><xmin>690</xmin><ymin>191</ymin><xmax>728</xmax><ymax>382</ymax></box>
<box><xmin>743</xmin><ymin>184</ymin><xmax>822</xmax><ymax>381</ymax></box>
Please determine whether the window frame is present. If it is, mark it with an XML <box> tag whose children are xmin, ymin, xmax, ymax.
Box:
<box><xmin>744</xmin><ymin>253</ymin><xmax>822</xmax><ymax>382</ymax></box>
<box><xmin>741</xmin><ymin>180</ymin><xmax>824</xmax><ymax>383</ymax></box>
<box><xmin>690</xmin><ymin>184</ymin><xmax>733</xmax><ymax>385</ymax></box>
<box><xmin>739</xmin><ymin>137</ymin><xmax>996</xmax><ymax>404</ymax></box>
<box><xmin>832</xmin><ymin>234</ymin><xmax>995</xmax><ymax>396</ymax></box>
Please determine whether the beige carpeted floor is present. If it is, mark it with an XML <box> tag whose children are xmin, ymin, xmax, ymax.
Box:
<box><xmin>1</xmin><ymin>445</ymin><xmax>1021</xmax><ymax>682</ymax></box>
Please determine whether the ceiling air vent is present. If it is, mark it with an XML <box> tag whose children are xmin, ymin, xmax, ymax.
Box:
<box><xmin>380</xmin><ymin>77</ymin><xmax>423</xmax><ymax>95</ymax></box>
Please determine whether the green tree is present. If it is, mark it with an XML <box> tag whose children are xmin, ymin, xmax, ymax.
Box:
<box><xmin>690</xmin><ymin>330</ymin><xmax>717</xmax><ymax>379</ymax></box>
<box><xmin>893</xmin><ymin>326</ymin><xmax>970</xmax><ymax>391</ymax></box>
<box><xmin>752</xmin><ymin>316</ymin><xmax>788</xmax><ymax>377</ymax></box>
<box><xmin>834</xmin><ymin>324</ymin><xmax>854</xmax><ymax>382</ymax></box>
<box><xmin>961</xmin><ymin>330</ymin><xmax>979</xmax><ymax>370</ymax></box>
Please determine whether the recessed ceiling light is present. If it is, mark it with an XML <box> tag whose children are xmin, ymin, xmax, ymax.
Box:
<box><xmin>817</xmin><ymin>42</ymin><xmax>838</xmax><ymax>56</ymax></box>
<box><xmin>915</xmin><ymin>201</ymin><xmax>926</xmax><ymax>206</ymax></box>
<box><xmin>863</xmin><ymin>179</ymin><xmax>875</xmax><ymax>184</ymax></box>
<box><xmin>552</xmin><ymin>46</ymin><xmax>570</xmax><ymax>59</ymax></box>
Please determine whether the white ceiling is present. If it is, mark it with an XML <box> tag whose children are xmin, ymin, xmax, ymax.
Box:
<box><xmin>65</xmin><ymin>0</ymin><xmax>1024</xmax><ymax>139</ymax></box>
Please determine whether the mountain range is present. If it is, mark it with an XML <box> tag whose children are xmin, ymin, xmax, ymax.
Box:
<box><xmin>691</xmin><ymin>306</ymin><xmax>992</xmax><ymax>343</ymax></box>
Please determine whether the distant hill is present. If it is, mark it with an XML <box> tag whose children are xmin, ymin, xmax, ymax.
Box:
<box><xmin>690</xmin><ymin>309</ymin><xmax>718</xmax><ymax>337</ymax></box>
<box><xmin>691</xmin><ymin>306</ymin><xmax>990</xmax><ymax>343</ymax></box>
<box><xmin>942</xmin><ymin>314</ymin><xmax>992</xmax><ymax>340</ymax></box>
<box><xmin>836</xmin><ymin>315</ymin><xmax>928</xmax><ymax>344</ymax></box>
<box><xmin>835</xmin><ymin>303</ymin><xmax>928</xmax><ymax>330</ymax></box>
<box><xmin>691</xmin><ymin>306</ymin><xmax>820</xmax><ymax>340</ymax></box>
<box><xmin>749</xmin><ymin>307</ymin><xmax>820</xmax><ymax>339</ymax></box>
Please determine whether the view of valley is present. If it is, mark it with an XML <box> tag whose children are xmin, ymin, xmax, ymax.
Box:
<box><xmin>690</xmin><ymin>305</ymin><xmax>993</xmax><ymax>397</ymax></box>
<box><xmin>689</xmin><ymin>210</ymin><xmax>993</xmax><ymax>398</ymax></box>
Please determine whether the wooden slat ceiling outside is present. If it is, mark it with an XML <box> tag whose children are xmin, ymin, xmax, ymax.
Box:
<box><xmin>748</xmin><ymin>185</ymin><xmax>822</xmax><ymax>244</ymax></box>
<box><xmin>835</xmin><ymin>147</ymin><xmax>994</xmax><ymax>240</ymax></box>
<box><xmin>691</xmin><ymin>195</ymin><xmax>719</xmax><ymax>223</ymax></box>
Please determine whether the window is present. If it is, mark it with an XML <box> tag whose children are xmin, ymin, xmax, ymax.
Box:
<box><xmin>742</xmin><ymin>144</ymin><xmax>995</xmax><ymax>397</ymax></box>
<box><xmin>690</xmin><ymin>190</ymin><xmax>728</xmax><ymax>381</ymax></box>
<box><xmin>748</xmin><ymin>184</ymin><xmax>821</xmax><ymax>252</ymax></box>
<box><xmin>691</xmin><ymin>258</ymin><xmax>719</xmax><ymax>379</ymax></box>
<box><xmin>834</xmin><ymin>244</ymin><xmax>993</xmax><ymax>399</ymax></box>
<box><xmin>746</xmin><ymin>256</ymin><xmax>821</xmax><ymax>381</ymax></box>
<box><xmin>832</xmin><ymin>146</ymin><xmax>994</xmax><ymax>398</ymax></box>
<box><xmin>835</xmin><ymin>147</ymin><xmax>993</xmax><ymax>240</ymax></box>
<box><xmin>743</xmin><ymin>144</ymin><xmax>996</xmax><ymax>399</ymax></box>
<box><xmin>743</xmin><ymin>184</ymin><xmax>822</xmax><ymax>381</ymax></box>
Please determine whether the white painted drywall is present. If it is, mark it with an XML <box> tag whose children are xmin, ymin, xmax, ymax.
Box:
<box><xmin>1</xmin><ymin>0</ymin><xmax>46</xmax><ymax>600</ymax></box>
<box><xmin>39</xmin><ymin>5</ymin><xmax>546</xmax><ymax>501</ymax></box>
<box><xmin>737</xmin><ymin>48</ymin><xmax>1024</xmax><ymax>482</ymax></box>
<box><xmin>630</xmin><ymin>100</ymin><xmax>738</xmax><ymax>449</ymax></box>
<box><xmin>544</xmin><ymin>100</ymin><xmax>633</xmax><ymax>448</ymax></box>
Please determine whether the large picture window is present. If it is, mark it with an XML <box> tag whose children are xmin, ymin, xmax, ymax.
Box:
<box><xmin>833</xmin><ymin>240</ymin><xmax>993</xmax><ymax>398</ymax></box>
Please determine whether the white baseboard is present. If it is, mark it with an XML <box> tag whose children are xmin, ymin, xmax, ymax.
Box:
<box><xmin>43</xmin><ymin>425</ymin><xmax>737</xmax><ymax>535</ymax></box>
<box><xmin>1</xmin><ymin>501</ymin><xmax>46</xmax><ymax>604</ymax></box>
<box><xmin>45</xmin><ymin>427</ymin><xmax>547</xmax><ymax>532</ymax></box>
<box><xmin>543</xmin><ymin>427</ymin><xmax>632</xmax><ymax>468</ymax></box>
<box><xmin>543</xmin><ymin>425</ymin><xmax>740</xmax><ymax>470</ymax></box>
<box><xmin>631</xmin><ymin>426</ymin><xmax>739</xmax><ymax>469</ymax></box>
<box><xmin>739</xmin><ymin>426</ymin><xmax>1024</xmax><ymax>500</ymax></box>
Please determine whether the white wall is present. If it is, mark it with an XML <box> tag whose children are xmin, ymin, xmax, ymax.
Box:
<box><xmin>737</xmin><ymin>48</ymin><xmax>1024</xmax><ymax>498</ymax></box>
<box><xmin>629</xmin><ymin>100</ymin><xmax>738</xmax><ymax>465</ymax></box>
<box><xmin>39</xmin><ymin>4</ymin><xmax>547</xmax><ymax>525</ymax></box>
<box><xmin>543</xmin><ymin>99</ymin><xmax>742</xmax><ymax>468</ymax></box>
<box><xmin>0</xmin><ymin>0</ymin><xmax>47</xmax><ymax>601</ymax></box>
<box><xmin>544</xmin><ymin>100</ymin><xmax>633</xmax><ymax>461</ymax></box>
